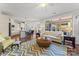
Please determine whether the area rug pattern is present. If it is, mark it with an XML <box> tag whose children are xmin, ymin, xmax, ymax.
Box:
<box><xmin>1</xmin><ymin>39</ymin><xmax>67</xmax><ymax>56</ymax></box>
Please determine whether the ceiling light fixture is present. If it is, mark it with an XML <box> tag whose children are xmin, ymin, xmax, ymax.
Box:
<box><xmin>39</xmin><ymin>3</ymin><xmax>48</xmax><ymax>8</ymax></box>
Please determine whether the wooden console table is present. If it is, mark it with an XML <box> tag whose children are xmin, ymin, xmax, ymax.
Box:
<box><xmin>63</xmin><ymin>36</ymin><xmax>75</xmax><ymax>48</ymax></box>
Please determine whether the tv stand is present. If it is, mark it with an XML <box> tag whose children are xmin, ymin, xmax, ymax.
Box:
<box><xmin>63</xmin><ymin>36</ymin><xmax>75</xmax><ymax>48</ymax></box>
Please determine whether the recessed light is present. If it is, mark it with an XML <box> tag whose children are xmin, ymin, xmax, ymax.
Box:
<box><xmin>53</xmin><ymin>12</ymin><xmax>56</xmax><ymax>14</ymax></box>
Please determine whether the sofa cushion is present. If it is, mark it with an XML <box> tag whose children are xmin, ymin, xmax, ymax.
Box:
<box><xmin>0</xmin><ymin>35</ymin><xmax>5</xmax><ymax>42</ymax></box>
<box><xmin>43</xmin><ymin>31</ymin><xmax>63</xmax><ymax>43</ymax></box>
<box><xmin>2</xmin><ymin>39</ymin><xmax>13</xmax><ymax>49</ymax></box>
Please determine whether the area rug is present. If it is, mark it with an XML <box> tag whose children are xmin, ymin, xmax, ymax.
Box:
<box><xmin>1</xmin><ymin>39</ymin><xmax>67</xmax><ymax>56</ymax></box>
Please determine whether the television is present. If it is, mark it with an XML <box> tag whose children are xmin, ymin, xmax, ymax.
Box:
<box><xmin>64</xmin><ymin>32</ymin><xmax>67</xmax><ymax>35</ymax></box>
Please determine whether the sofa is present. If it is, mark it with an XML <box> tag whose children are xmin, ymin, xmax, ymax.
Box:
<box><xmin>43</xmin><ymin>31</ymin><xmax>63</xmax><ymax>43</ymax></box>
<box><xmin>0</xmin><ymin>33</ymin><xmax>13</xmax><ymax>54</ymax></box>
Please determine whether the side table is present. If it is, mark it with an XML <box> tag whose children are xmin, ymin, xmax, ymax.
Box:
<box><xmin>11</xmin><ymin>41</ymin><xmax>21</xmax><ymax>49</ymax></box>
<box><xmin>63</xmin><ymin>36</ymin><xmax>75</xmax><ymax>48</ymax></box>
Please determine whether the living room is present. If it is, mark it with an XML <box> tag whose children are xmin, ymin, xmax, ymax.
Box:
<box><xmin>0</xmin><ymin>3</ymin><xmax>79</xmax><ymax>56</ymax></box>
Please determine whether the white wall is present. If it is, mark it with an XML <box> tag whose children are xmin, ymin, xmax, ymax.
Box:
<box><xmin>0</xmin><ymin>14</ymin><xmax>9</xmax><ymax>36</ymax></box>
<box><xmin>72</xmin><ymin>15</ymin><xmax>79</xmax><ymax>44</ymax></box>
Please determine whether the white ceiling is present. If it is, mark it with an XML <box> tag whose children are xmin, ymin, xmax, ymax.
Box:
<box><xmin>0</xmin><ymin>3</ymin><xmax>79</xmax><ymax>22</ymax></box>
